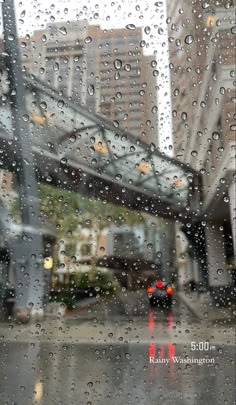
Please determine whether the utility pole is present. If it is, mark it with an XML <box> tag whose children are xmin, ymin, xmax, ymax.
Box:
<box><xmin>1</xmin><ymin>0</ymin><xmax>45</xmax><ymax>321</ymax></box>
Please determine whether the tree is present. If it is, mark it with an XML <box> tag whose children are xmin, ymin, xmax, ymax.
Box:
<box><xmin>11</xmin><ymin>183</ymin><xmax>147</xmax><ymax>265</ymax></box>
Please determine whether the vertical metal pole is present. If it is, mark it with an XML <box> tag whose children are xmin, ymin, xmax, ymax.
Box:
<box><xmin>1</xmin><ymin>0</ymin><xmax>45</xmax><ymax>319</ymax></box>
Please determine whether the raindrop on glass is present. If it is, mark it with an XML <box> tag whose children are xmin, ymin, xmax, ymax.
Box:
<box><xmin>185</xmin><ymin>35</ymin><xmax>194</xmax><ymax>44</ymax></box>
<box><xmin>59</xmin><ymin>26</ymin><xmax>67</xmax><ymax>36</ymax></box>
<box><xmin>114</xmin><ymin>59</ymin><xmax>122</xmax><ymax>70</ymax></box>
<box><xmin>84</xmin><ymin>36</ymin><xmax>92</xmax><ymax>44</ymax></box>
<box><xmin>87</xmin><ymin>84</ymin><xmax>95</xmax><ymax>96</ymax></box>
<box><xmin>126</xmin><ymin>24</ymin><xmax>136</xmax><ymax>30</ymax></box>
<box><xmin>212</xmin><ymin>132</ymin><xmax>220</xmax><ymax>140</ymax></box>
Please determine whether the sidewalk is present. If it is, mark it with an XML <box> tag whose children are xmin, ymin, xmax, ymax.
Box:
<box><xmin>45</xmin><ymin>297</ymin><xmax>99</xmax><ymax>319</ymax></box>
<box><xmin>178</xmin><ymin>291</ymin><xmax>236</xmax><ymax>323</ymax></box>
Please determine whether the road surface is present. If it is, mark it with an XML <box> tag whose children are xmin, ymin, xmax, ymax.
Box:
<box><xmin>0</xmin><ymin>290</ymin><xmax>235</xmax><ymax>404</ymax></box>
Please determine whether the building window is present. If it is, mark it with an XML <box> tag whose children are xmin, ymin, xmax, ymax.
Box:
<box><xmin>81</xmin><ymin>244</ymin><xmax>92</xmax><ymax>256</ymax></box>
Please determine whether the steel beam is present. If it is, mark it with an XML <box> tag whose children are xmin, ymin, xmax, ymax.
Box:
<box><xmin>1</xmin><ymin>0</ymin><xmax>45</xmax><ymax>320</ymax></box>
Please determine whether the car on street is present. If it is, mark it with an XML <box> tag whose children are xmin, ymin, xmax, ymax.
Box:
<box><xmin>146</xmin><ymin>281</ymin><xmax>173</xmax><ymax>307</ymax></box>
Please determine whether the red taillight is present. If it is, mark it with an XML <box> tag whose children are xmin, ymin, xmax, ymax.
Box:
<box><xmin>147</xmin><ymin>287</ymin><xmax>154</xmax><ymax>294</ymax></box>
<box><xmin>166</xmin><ymin>287</ymin><xmax>173</xmax><ymax>295</ymax></box>
<box><xmin>156</xmin><ymin>281</ymin><xmax>163</xmax><ymax>288</ymax></box>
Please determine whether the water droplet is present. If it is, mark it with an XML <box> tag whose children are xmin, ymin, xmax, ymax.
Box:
<box><xmin>84</xmin><ymin>36</ymin><xmax>92</xmax><ymax>44</ymax></box>
<box><xmin>185</xmin><ymin>35</ymin><xmax>194</xmax><ymax>44</ymax></box>
<box><xmin>115</xmin><ymin>174</ymin><xmax>122</xmax><ymax>181</ymax></box>
<box><xmin>126</xmin><ymin>24</ymin><xmax>136</xmax><ymax>30</ymax></box>
<box><xmin>147</xmin><ymin>243</ymin><xmax>153</xmax><ymax>250</ymax></box>
<box><xmin>191</xmin><ymin>150</ymin><xmax>198</xmax><ymax>157</ymax></box>
<box><xmin>53</xmin><ymin>62</ymin><xmax>59</xmax><ymax>71</ymax></box>
<box><xmin>57</xmin><ymin>100</ymin><xmax>64</xmax><ymax>108</ymax></box>
<box><xmin>220</xmin><ymin>87</ymin><xmax>225</xmax><ymax>95</ymax></box>
<box><xmin>46</xmin><ymin>176</ymin><xmax>52</xmax><ymax>183</ymax></box>
<box><xmin>223</xmin><ymin>196</ymin><xmax>229</xmax><ymax>203</ymax></box>
<box><xmin>144</xmin><ymin>26</ymin><xmax>151</xmax><ymax>35</ymax></box>
<box><xmin>202</xmin><ymin>2</ymin><xmax>210</xmax><ymax>9</ymax></box>
<box><xmin>22</xmin><ymin>114</ymin><xmax>29</xmax><ymax>122</ymax></box>
<box><xmin>87</xmin><ymin>84</ymin><xmax>94</xmax><ymax>96</ymax></box>
<box><xmin>8</xmin><ymin>34</ymin><xmax>15</xmax><ymax>41</ymax></box>
<box><xmin>40</xmin><ymin>101</ymin><xmax>47</xmax><ymax>110</ymax></box>
<box><xmin>150</xmin><ymin>143</ymin><xmax>156</xmax><ymax>152</ymax></box>
<box><xmin>181</xmin><ymin>112</ymin><xmax>187</xmax><ymax>121</ymax></box>
<box><xmin>155</xmin><ymin>1</ymin><xmax>163</xmax><ymax>6</ymax></box>
<box><xmin>87</xmin><ymin>382</ymin><xmax>93</xmax><ymax>388</ymax></box>
<box><xmin>41</xmin><ymin>34</ymin><xmax>47</xmax><ymax>42</ymax></box>
<box><xmin>231</xmin><ymin>26</ymin><xmax>236</xmax><ymax>35</ymax></box>
<box><xmin>212</xmin><ymin>132</ymin><xmax>220</xmax><ymax>140</ymax></box>
<box><xmin>114</xmin><ymin>59</ymin><xmax>122</xmax><ymax>70</ymax></box>
<box><xmin>125</xmin><ymin>353</ymin><xmax>131</xmax><ymax>359</ymax></box>
<box><xmin>124</xmin><ymin>64</ymin><xmax>131</xmax><ymax>72</ymax></box>
<box><xmin>217</xmin><ymin>269</ymin><xmax>223</xmax><ymax>275</ymax></box>
<box><xmin>69</xmin><ymin>134</ymin><xmax>77</xmax><ymax>142</ymax></box>
<box><xmin>59</xmin><ymin>26</ymin><xmax>67</xmax><ymax>35</ymax></box>
<box><xmin>152</xmin><ymin>105</ymin><xmax>158</xmax><ymax>114</ymax></box>
<box><xmin>158</xmin><ymin>27</ymin><xmax>164</xmax><ymax>35</ymax></box>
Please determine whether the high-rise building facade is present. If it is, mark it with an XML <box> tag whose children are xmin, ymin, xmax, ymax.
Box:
<box><xmin>167</xmin><ymin>0</ymin><xmax>236</xmax><ymax>299</ymax></box>
<box><xmin>22</xmin><ymin>21</ymin><xmax>158</xmax><ymax>145</ymax></box>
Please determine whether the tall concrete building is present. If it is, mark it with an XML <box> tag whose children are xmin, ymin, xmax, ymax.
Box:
<box><xmin>86</xmin><ymin>26</ymin><xmax>158</xmax><ymax>143</ymax></box>
<box><xmin>22</xmin><ymin>21</ymin><xmax>158</xmax><ymax>145</ymax></box>
<box><xmin>167</xmin><ymin>0</ymin><xmax>235</xmax><ymax>300</ymax></box>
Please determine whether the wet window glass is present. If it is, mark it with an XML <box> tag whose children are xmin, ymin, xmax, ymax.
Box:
<box><xmin>0</xmin><ymin>1</ymin><xmax>235</xmax><ymax>404</ymax></box>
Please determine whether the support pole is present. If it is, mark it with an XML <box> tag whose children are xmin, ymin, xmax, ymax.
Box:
<box><xmin>1</xmin><ymin>0</ymin><xmax>45</xmax><ymax>321</ymax></box>
<box><xmin>181</xmin><ymin>222</ymin><xmax>209</xmax><ymax>293</ymax></box>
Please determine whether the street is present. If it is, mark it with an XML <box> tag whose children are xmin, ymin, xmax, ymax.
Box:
<box><xmin>0</xmin><ymin>291</ymin><xmax>235</xmax><ymax>405</ymax></box>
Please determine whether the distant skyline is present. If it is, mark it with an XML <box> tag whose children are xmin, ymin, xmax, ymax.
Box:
<box><xmin>0</xmin><ymin>0</ymin><xmax>173</xmax><ymax>154</ymax></box>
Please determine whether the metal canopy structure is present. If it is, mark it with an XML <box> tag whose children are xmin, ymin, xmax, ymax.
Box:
<box><xmin>0</xmin><ymin>73</ymin><xmax>202</xmax><ymax>222</ymax></box>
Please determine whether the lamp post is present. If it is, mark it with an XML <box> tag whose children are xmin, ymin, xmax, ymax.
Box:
<box><xmin>1</xmin><ymin>0</ymin><xmax>45</xmax><ymax>321</ymax></box>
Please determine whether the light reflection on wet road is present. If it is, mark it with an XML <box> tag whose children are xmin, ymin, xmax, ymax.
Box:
<box><xmin>0</xmin><ymin>293</ymin><xmax>235</xmax><ymax>405</ymax></box>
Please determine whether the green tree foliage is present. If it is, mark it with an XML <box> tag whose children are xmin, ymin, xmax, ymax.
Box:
<box><xmin>39</xmin><ymin>184</ymin><xmax>80</xmax><ymax>237</ymax></box>
<box><xmin>39</xmin><ymin>184</ymin><xmax>145</xmax><ymax>237</ymax></box>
